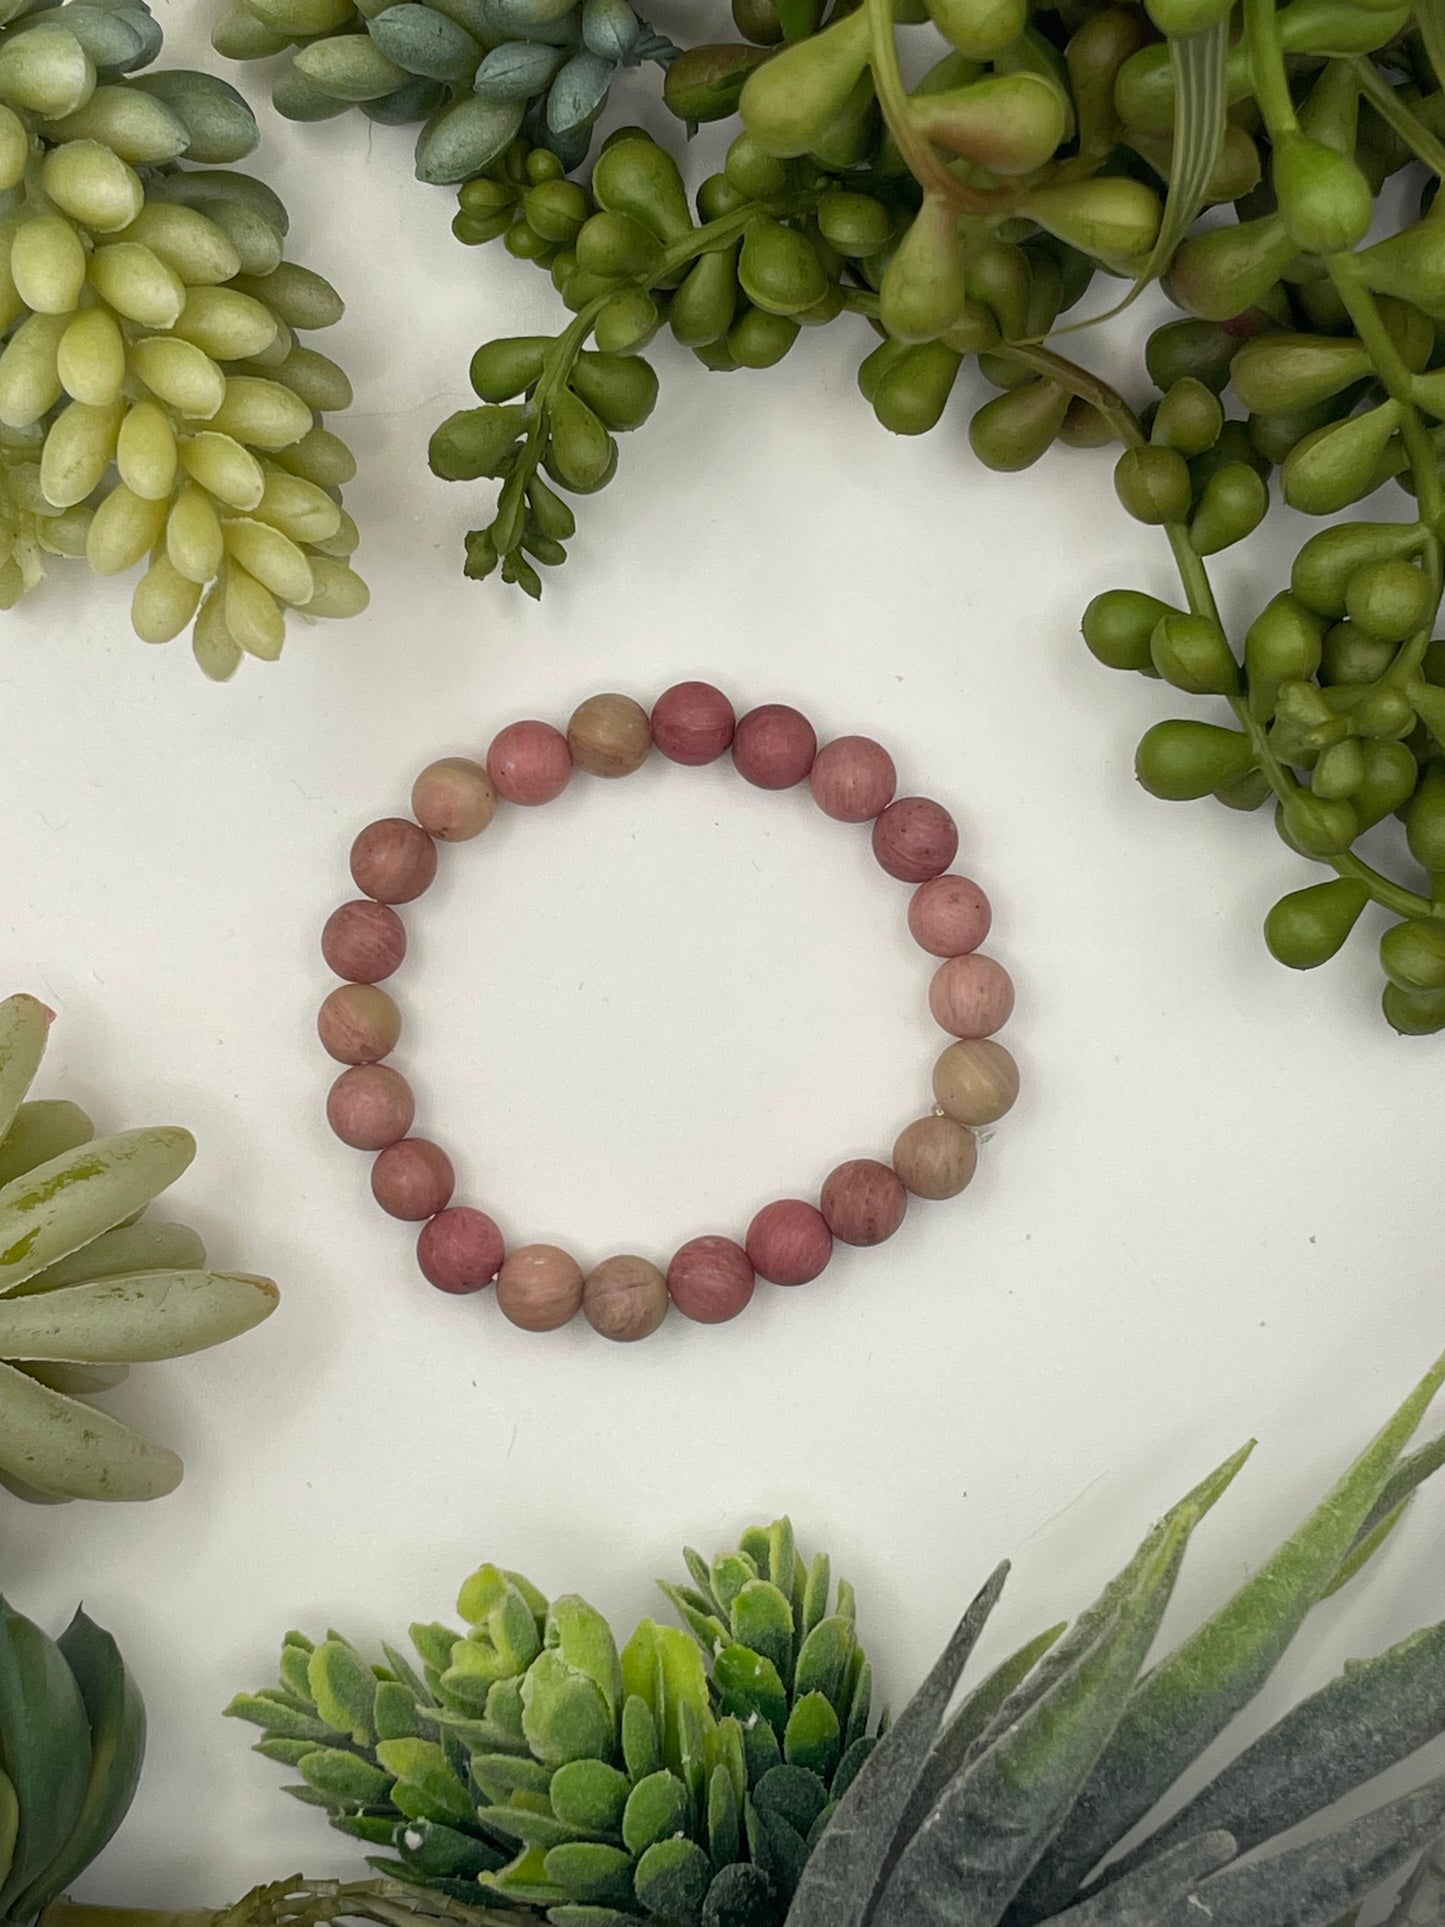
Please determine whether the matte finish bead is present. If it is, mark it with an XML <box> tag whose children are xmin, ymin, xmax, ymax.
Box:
<box><xmin>321</xmin><ymin>899</ymin><xmax>407</xmax><ymax>983</ymax></box>
<box><xmin>418</xmin><ymin>1206</ymin><xmax>504</xmax><ymax>1294</ymax></box>
<box><xmin>732</xmin><ymin>704</ymin><xmax>817</xmax><ymax>789</ymax></box>
<box><xmin>568</xmin><ymin>693</ymin><xmax>653</xmax><ymax>777</ymax></box>
<box><xmin>908</xmin><ymin>874</ymin><xmax>992</xmax><ymax>957</ymax></box>
<box><xmin>326</xmin><ymin>1063</ymin><xmax>415</xmax><ymax>1150</ymax></box>
<box><xmin>746</xmin><ymin>1199</ymin><xmax>833</xmax><ymax>1286</ymax></box>
<box><xmin>893</xmin><ymin>1114</ymin><xmax>978</xmax><ymax>1200</ymax></box>
<box><xmin>350</xmin><ymin>817</ymin><xmax>438</xmax><ymax>904</ymax></box>
<box><xmin>929</xmin><ymin>953</ymin><xmax>1015</xmax><ymax>1038</ymax></box>
<box><xmin>651</xmin><ymin>681</ymin><xmax>735</xmax><ymax>765</ymax></box>
<box><xmin>370</xmin><ymin>1137</ymin><xmax>455</xmax><ymax>1221</ymax></box>
<box><xmin>932</xmin><ymin>1038</ymin><xmax>1020</xmax><ymax>1125</ymax></box>
<box><xmin>584</xmin><ymin>1254</ymin><xmax>669</xmax><ymax>1342</ymax></box>
<box><xmin>411</xmin><ymin>757</ymin><xmax>497</xmax><ymax>841</ymax></box>
<box><xmin>487</xmin><ymin>720</ymin><xmax>573</xmax><ymax>805</ymax></box>
<box><xmin>318</xmin><ymin>984</ymin><xmax>401</xmax><ymax>1065</ymax></box>
<box><xmin>497</xmin><ymin>1243</ymin><xmax>584</xmax><ymax>1332</ymax></box>
<box><xmin>808</xmin><ymin>736</ymin><xmax>897</xmax><ymax>822</ymax></box>
<box><xmin>667</xmin><ymin>1235</ymin><xmax>755</xmax><ymax>1324</ymax></box>
<box><xmin>872</xmin><ymin>797</ymin><xmax>959</xmax><ymax>883</ymax></box>
<box><xmin>821</xmin><ymin>1158</ymin><xmax>907</xmax><ymax>1246</ymax></box>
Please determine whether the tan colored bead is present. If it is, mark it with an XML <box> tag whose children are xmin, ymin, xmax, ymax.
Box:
<box><xmin>411</xmin><ymin>757</ymin><xmax>498</xmax><ymax>841</ymax></box>
<box><xmin>568</xmin><ymin>693</ymin><xmax>653</xmax><ymax>778</ymax></box>
<box><xmin>893</xmin><ymin>1114</ymin><xmax>978</xmax><ymax>1200</ymax></box>
<box><xmin>932</xmin><ymin>1039</ymin><xmax>1020</xmax><ymax>1126</ymax></box>
<box><xmin>496</xmin><ymin>1243</ymin><xmax>584</xmax><ymax>1332</ymax></box>
<box><xmin>317</xmin><ymin>984</ymin><xmax>401</xmax><ymax>1065</ymax></box>
<box><xmin>584</xmin><ymin>1253</ymin><xmax>669</xmax><ymax>1342</ymax></box>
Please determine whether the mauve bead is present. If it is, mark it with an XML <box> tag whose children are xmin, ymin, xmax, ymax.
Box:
<box><xmin>667</xmin><ymin>1235</ymin><xmax>755</xmax><ymax>1324</ymax></box>
<box><xmin>370</xmin><ymin>1137</ymin><xmax>455</xmax><ymax>1221</ymax></box>
<box><xmin>487</xmin><ymin>720</ymin><xmax>573</xmax><ymax>806</ymax></box>
<box><xmin>929</xmin><ymin>953</ymin><xmax>1015</xmax><ymax>1039</ymax></box>
<box><xmin>808</xmin><ymin>736</ymin><xmax>897</xmax><ymax>823</ymax></box>
<box><xmin>418</xmin><ymin>1206</ymin><xmax>504</xmax><ymax>1294</ymax></box>
<box><xmin>584</xmin><ymin>1254</ymin><xmax>669</xmax><ymax>1342</ymax></box>
<box><xmin>318</xmin><ymin>984</ymin><xmax>401</xmax><ymax>1065</ymax></box>
<box><xmin>893</xmin><ymin>1114</ymin><xmax>978</xmax><ymax>1200</ymax></box>
<box><xmin>350</xmin><ymin>817</ymin><xmax>438</xmax><ymax>905</ymax></box>
<box><xmin>746</xmin><ymin>1199</ymin><xmax>833</xmax><ymax>1287</ymax></box>
<box><xmin>322</xmin><ymin>899</ymin><xmax>407</xmax><ymax>983</ymax></box>
<box><xmin>872</xmin><ymin>797</ymin><xmax>959</xmax><ymax>883</ymax></box>
<box><xmin>497</xmin><ymin>1244</ymin><xmax>584</xmax><ymax>1332</ymax></box>
<box><xmin>411</xmin><ymin>757</ymin><xmax>497</xmax><ymax>841</ymax></box>
<box><xmin>568</xmin><ymin>693</ymin><xmax>652</xmax><ymax>778</ymax></box>
<box><xmin>933</xmin><ymin>1039</ymin><xmax>1019</xmax><ymax>1125</ymax></box>
<box><xmin>651</xmin><ymin>681</ymin><xmax>735</xmax><ymax>765</ymax></box>
<box><xmin>326</xmin><ymin>1063</ymin><xmax>415</xmax><ymax>1149</ymax></box>
<box><xmin>821</xmin><ymin>1158</ymin><xmax>907</xmax><ymax>1246</ymax></box>
<box><xmin>908</xmin><ymin>874</ymin><xmax>992</xmax><ymax>957</ymax></box>
<box><xmin>732</xmin><ymin>704</ymin><xmax>817</xmax><ymax>790</ymax></box>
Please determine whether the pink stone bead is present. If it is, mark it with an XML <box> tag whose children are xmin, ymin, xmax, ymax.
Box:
<box><xmin>326</xmin><ymin>1063</ymin><xmax>415</xmax><ymax>1150</ymax></box>
<box><xmin>732</xmin><ymin>704</ymin><xmax>817</xmax><ymax>790</ymax></box>
<box><xmin>370</xmin><ymin>1137</ymin><xmax>455</xmax><ymax>1221</ymax></box>
<box><xmin>583</xmin><ymin>1254</ymin><xmax>669</xmax><ymax>1342</ymax></box>
<box><xmin>808</xmin><ymin>736</ymin><xmax>898</xmax><ymax>822</ymax></box>
<box><xmin>908</xmin><ymin>874</ymin><xmax>992</xmax><ymax>957</ymax></box>
<box><xmin>651</xmin><ymin>681</ymin><xmax>736</xmax><ymax>765</ymax></box>
<box><xmin>821</xmin><ymin>1158</ymin><xmax>907</xmax><ymax>1246</ymax></box>
<box><xmin>487</xmin><ymin>720</ymin><xmax>573</xmax><ymax>806</ymax></box>
<box><xmin>417</xmin><ymin>1207</ymin><xmax>505</xmax><ymax>1294</ymax></box>
<box><xmin>871</xmin><ymin>797</ymin><xmax>959</xmax><ymax>883</ymax></box>
<box><xmin>745</xmin><ymin>1199</ymin><xmax>832</xmax><ymax>1287</ymax></box>
<box><xmin>350</xmin><ymin>818</ymin><xmax>438</xmax><ymax>905</ymax></box>
<box><xmin>322</xmin><ymin>899</ymin><xmax>407</xmax><ymax>983</ymax></box>
<box><xmin>318</xmin><ymin>984</ymin><xmax>401</xmax><ymax>1065</ymax></box>
<box><xmin>667</xmin><ymin>1235</ymin><xmax>756</xmax><ymax>1324</ymax></box>
<box><xmin>497</xmin><ymin>1243</ymin><xmax>584</xmax><ymax>1331</ymax></box>
<box><xmin>411</xmin><ymin>757</ymin><xmax>497</xmax><ymax>841</ymax></box>
<box><xmin>928</xmin><ymin>953</ymin><xmax>1015</xmax><ymax>1038</ymax></box>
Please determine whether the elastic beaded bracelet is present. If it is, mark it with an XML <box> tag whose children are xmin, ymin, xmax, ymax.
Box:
<box><xmin>316</xmin><ymin>684</ymin><xmax>1019</xmax><ymax>1342</ymax></box>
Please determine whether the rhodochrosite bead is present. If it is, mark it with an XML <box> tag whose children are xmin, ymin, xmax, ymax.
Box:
<box><xmin>668</xmin><ymin>1236</ymin><xmax>756</xmax><ymax>1324</ymax></box>
<box><xmin>732</xmin><ymin>704</ymin><xmax>817</xmax><ymax>789</ymax></box>
<box><xmin>651</xmin><ymin>681</ymin><xmax>735</xmax><ymax>765</ymax></box>
<box><xmin>418</xmin><ymin>1207</ymin><xmax>505</xmax><ymax>1294</ymax></box>
<box><xmin>319</xmin><ymin>688</ymin><xmax>1016</xmax><ymax>1336</ymax></box>
<box><xmin>487</xmin><ymin>720</ymin><xmax>572</xmax><ymax>805</ymax></box>
<box><xmin>322</xmin><ymin>900</ymin><xmax>407</xmax><ymax>983</ymax></box>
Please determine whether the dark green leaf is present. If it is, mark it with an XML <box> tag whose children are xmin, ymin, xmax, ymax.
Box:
<box><xmin>1048</xmin><ymin>1833</ymin><xmax>1237</xmax><ymax>1925</ymax></box>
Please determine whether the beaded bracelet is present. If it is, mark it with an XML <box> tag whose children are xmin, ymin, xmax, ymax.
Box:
<box><xmin>316</xmin><ymin>683</ymin><xmax>1019</xmax><ymax>1342</ymax></box>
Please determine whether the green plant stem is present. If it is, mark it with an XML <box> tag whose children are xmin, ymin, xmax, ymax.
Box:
<box><xmin>1350</xmin><ymin>56</ymin><xmax>1445</xmax><ymax>179</ymax></box>
<box><xmin>862</xmin><ymin>0</ymin><xmax>1002</xmax><ymax>213</ymax></box>
<box><xmin>1241</xmin><ymin>0</ymin><xmax>1298</xmax><ymax>134</ymax></box>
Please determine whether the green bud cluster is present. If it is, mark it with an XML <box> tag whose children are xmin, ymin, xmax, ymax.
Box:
<box><xmin>0</xmin><ymin>0</ymin><xmax>366</xmax><ymax>676</ymax></box>
<box><xmin>228</xmin><ymin>1519</ymin><xmax>876</xmax><ymax>1927</ymax></box>
<box><xmin>212</xmin><ymin>0</ymin><xmax>679</xmax><ymax>181</ymax></box>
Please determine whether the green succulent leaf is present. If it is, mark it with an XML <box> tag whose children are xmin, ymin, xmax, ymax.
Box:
<box><xmin>1047</xmin><ymin>1832</ymin><xmax>1239</xmax><ymax>1925</ymax></box>
<box><xmin>0</xmin><ymin>1597</ymin><xmax>91</xmax><ymax>1914</ymax></box>
<box><xmin>373</xmin><ymin>1737</ymin><xmax>476</xmax><ymax>1828</ymax></box>
<box><xmin>308</xmin><ymin>1639</ymin><xmax>378</xmax><ymax>1746</ymax></box>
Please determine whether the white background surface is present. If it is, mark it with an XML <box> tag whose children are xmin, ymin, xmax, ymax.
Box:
<box><xmin>3</xmin><ymin>0</ymin><xmax>1445</xmax><ymax>1903</ymax></box>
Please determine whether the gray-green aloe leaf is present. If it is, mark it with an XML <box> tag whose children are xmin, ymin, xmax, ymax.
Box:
<box><xmin>1048</xmin><ymin>1832</ymin><xmax>1238</xmax><ymax>1926</ymax></box>
<box><xmin>0</xmin><ymin>1128</ymin><xmax>196</xmax><ymax>1295</ymax></box>
<box><xmin>0</xmin><ymin>1270</ymin><xmax>278</xmax><ymax>1361</ymax></box>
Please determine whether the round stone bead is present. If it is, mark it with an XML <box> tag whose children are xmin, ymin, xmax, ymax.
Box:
<box><xmin>350</xmin><ymin>818</ymin><xmax>438</xmax><ymax>904</ymax></box>
<box><xmin>732</xmin><ymin>704</ymin><xmax>817</xmax><ymax>790</ymax></box>
<box><xmin>908</xmin><ymin>874</ymin><xmax>991</xmax><ymax>957</ymax></box>
<box><xmin>568</xmin><ymin>693</ymin><xmax>652</xmax><ymax>777</ymax></box>
<box><xmin>322</xmin><ymin>899</ymin><xmax>406</xmax><ymax>983</ymax></box>
<box><xmin>808</xmin><ymin>736</ymin><xmax>897</xmax><ymax>822</ymax></box>
<box><xmin>872</xmin><ymin>797</ymin><xmax>959</xmax><ymax>883</ymax></box>
<box><xmin>651</xmin><ymin>681</ymin><xmax>735</xmax><ymax>765</ymax></box>
<box><xmin>584</xmin><ymin>1254</ymin><xmax>669</xmax><ymax>1342</ymax></box>
<box><xmin>487</xmin><ymin>720</ymin><xmax>573</xmax><ymax>805</ymax></box>
<box><xmin>929</xmin><ymin>954</ymin><xmax>1015</xmax><ymax>1038</ymax></box>
<box><xmin>417</xmin><ymin>1207</ymin><xmax>505</xmax><ymax>1294</ymax></box>
<box><xmin>932</xmin><ymin>1039</ymin><xmax>1020</xmax><ymax>1125</ymax></box>
<box><xmin>821</xmin><ymin>1158</ymin><xmax>907</xmax><ymax>1246</ymax></box>
<box><xmin>371</xmin><ymin>1137</ymin><xmax>455</xmax><ymax>1221</ymax></box>
<box><xmin>497</xmin><ymin>1243</ymin><xmax>584</xmax><ymax>1332</ymax></box>
<box><xmin>326</xmin><ymin>1063</ymin><xmax>415</xmax><ymax>1150</ymax></box>
<box><xmin>318</xmin><ymin>984</ymin><xmax>401</xmax><ymax>1065</ymax></box>
<box><xmin>667</xmin><ymin>1236</ymin><xmax>756</xmax><ymax>1324</ymax></box>
<box><xmin>746</xmin><ymin>1200</ymin><xmax>832</xmax><ymax>1286</ymax></box>
<box><xmin>411</xmin><ymin>757</ymin><xmax>497</xmax><ymax>841</ymax></box>
<box><xmin>893</xmin><ymin>1114</ymin><xmax>978</xmax><ymax>1200</ymax></box>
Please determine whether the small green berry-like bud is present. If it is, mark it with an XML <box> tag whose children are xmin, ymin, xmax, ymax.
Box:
<box><xmin>1344</xmin><ymin>557</ymin><xmax>1434</xmax><ymax>642</ymax></box>
<box><xmin>1135</xmin><ymin>720</ymin><xmax>1256</xmax><ymax>800</ymax></box>
<box><xmin>1272</xmin><ymin>131</ymin><xmax>1373</xmax><ymax>255</ymax></box>
<box><xmin>1382</xmin><ymin>982</ymin><xmax>1445</xmax><ymax>1034</ymax></box>
<box><xmin>968</xmin><ymin>378</ymin><xmax>1070</xmax><ymax>472</ymax></box>
<box><xmin>1151</xmin><ymin>378</ymin><xmax>1222</xmax><ymax>458</ymax></box>
<box><xmin>1149</xmin><ymin>613</ymin><xmax>1239</xmax><ymax>695</ymax></box>
<box><xmin>1264</xmin><ymin>877</ymin><xmax>1370</xmax><ymax>968</ymax></box>
<box><xmin>1190</xmin><ymin>462</ymin><xmax>1268</xmax><ymax>557</ymax></box>
<box><xmin>1114</xmin><ymin>445</ymin><xmax>1192</xmax><ymax>525</ymax></box>
<box><xmin>1082</xmin><ymin>588</ymin><xmax>1178</xmax><ymax>672</ymax></box>
<box><xmin>1291</xmin><ymin>520</ymin><xmax>1424</xmax><ymax>618</ymax></box>
<box><xmin>1277</xmin><ymin>790</ymin><xmax>1358</xmax><ymax>857</ymax></box>
<box><xmin>1230</xmin><ymin>334</ymin><xmax>1372</xmax><ymax>414</ymax></box>
<box><xmin>1380</xmin><ymin>918</ymin><xmax>1445</xmax><ymax>991</ymax></box>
